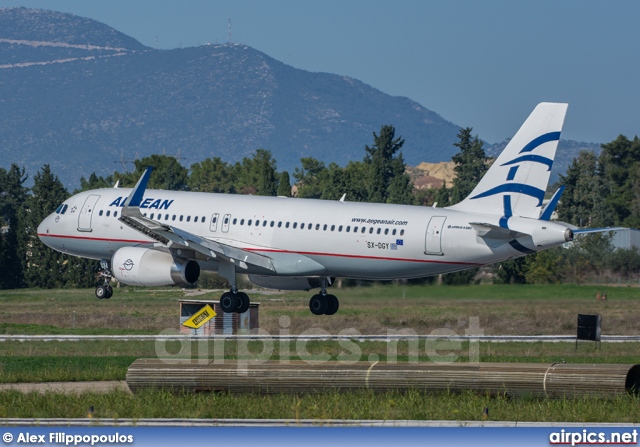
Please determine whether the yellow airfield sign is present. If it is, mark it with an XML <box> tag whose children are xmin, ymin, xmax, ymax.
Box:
<box><xmin>183</xmin><ymin>304</ymin><xmax>216</xmax><ymax>329</ymax></box>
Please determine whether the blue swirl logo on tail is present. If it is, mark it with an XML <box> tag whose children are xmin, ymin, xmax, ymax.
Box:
<box><xmin>470</xmin><ymin>131</ymin><xmax>560</xmax><ymax>230</ymax></box>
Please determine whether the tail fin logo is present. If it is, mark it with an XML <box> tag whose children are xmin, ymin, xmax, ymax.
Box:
<box><xmin>469</xmin><ymin>131</ymin><xmax>561</xmax><ymax>228</ymax></box>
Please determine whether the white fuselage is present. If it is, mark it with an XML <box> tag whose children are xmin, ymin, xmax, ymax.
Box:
<box><xmin>37</xmin><ymin>187</ymin><xmax>569</xmax><ymax>280</ymax></box>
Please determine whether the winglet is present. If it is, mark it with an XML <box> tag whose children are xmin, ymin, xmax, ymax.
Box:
<box><xmin>539</xmin><ymin>185</ymin><xmax>565</xmax><ymax>221</ymax></box>
<box><xmin>125</xmin><ymin>167</ymin><xmax>152</xmax><ymax>208</ymax></box>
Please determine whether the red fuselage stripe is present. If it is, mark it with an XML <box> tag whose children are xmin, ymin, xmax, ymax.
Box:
<box><xmin>38</xmin><ymin>233</ymin><xmax>480</xmax><ymax>266</ymax></box>
<box><xmin>38</xmin><ymin>233</ymin><xmax>151</xmax><ymax>244</ymax></box>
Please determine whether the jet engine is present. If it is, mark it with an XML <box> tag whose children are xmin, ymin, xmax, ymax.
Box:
<box><xmin>248</xmin><ymin>275</ymin><xmax>324</xmax><ymax>291</ymax></box>
<box><xmin>112</xmin><ymin>247</ymin><xmax>200</xmax><ymax>287</ymax></box>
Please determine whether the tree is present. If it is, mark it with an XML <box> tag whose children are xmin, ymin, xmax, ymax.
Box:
<box><xmin>18</xmin><ymin>165</ymin><xmax>70</xmax><ymax>288</ymax></box>
<box><xmin>113</xmin><ymin>155</ymin><xmax>189</xmax><ymax>191</ymax></box>
<box><xmin>276</xmin><ymin>171</ymin><xmax>292</xmax><ymax>197</ymax></box>
<box><xmin>293</xmin><ymin>157</ymin><xmax>328</xmax><ymax>199</ymax></box>
<box><xmin>365</xmin><ymin>125</ymin><xmax>406</xmax><ymax>203</ymax></box>
<box><xmin>0</xmin><ymin>164</ymin><xmax>28</xmax><ymax>289</ymax></box>
<box><xmin>189</xmin><ymin>157</ymin><xmax>235</xmax><ymax>193</ymax></box>
<box><xmin>557</xmin><ymin>150</ymin><xmax>611</xmax><ymax>227</ymax></box>
<box><xmin>449</xmin><ymin>127</ymin><xmax>488</xmax><ymax>205</ymax></box>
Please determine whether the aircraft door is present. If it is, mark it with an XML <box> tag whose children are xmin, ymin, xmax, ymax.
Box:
<box><xmin>209</xmin><ymin>213</ymin><xmax>219</xmax><ymax>232</ymax></box>
<box><xmin>77</xmin><ymin>194</ymin><xmax>101</xmax><ymax>232</ymax></box>
<box><xmin>425</xmin><ymin>216</ymin><xmax>446</xmax><ymax>255</ymax></box>
<box><xmin>222</xmin><ymin>214</ymin><xmax>231</xmax><ymax>233</ymax></box>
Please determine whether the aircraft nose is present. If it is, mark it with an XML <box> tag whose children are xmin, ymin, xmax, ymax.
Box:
<box><xmin>37</xmin><ymin>215</ymin><xmax>51</xmax><ymax>243</ymax></box>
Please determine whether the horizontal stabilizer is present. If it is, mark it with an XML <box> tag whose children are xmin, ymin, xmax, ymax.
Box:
<box><xmin>470</xmin><ymin>222</ymin><xmax>529</xmax><ymax>240</ymax></box>
<box><xmin>539</xmin><ymin>186</ymin><xmax>565</xmax><ymax>221</ymax></box>
<box><xmin>573</xmin><ymin>227</ymin><xmax>626</xmax><ymax>235</ymax></box>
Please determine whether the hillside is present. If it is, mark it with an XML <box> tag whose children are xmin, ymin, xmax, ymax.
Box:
<box><xmin>0</xmin><ymin>8</ymin><xmax>602</xmax><ymax>189</ymax></box>
<box><xmin>0</xmin><ymin>7</ymin><xmax>462</xmax><ymax>187</ymax></box>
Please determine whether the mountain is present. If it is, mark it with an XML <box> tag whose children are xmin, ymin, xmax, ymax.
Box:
<box><xmin>0</xmin><ymin>7</ymin><xmax>462</xmax><ymax>188</ymax></box>
<box><xmin>0</xmin><ymin>8</ymin><xmax>602</xmax><ymax>189</ymax></box>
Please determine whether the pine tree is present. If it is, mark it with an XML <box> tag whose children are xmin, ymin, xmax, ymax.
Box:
<box><xmin>19</xmin><ymin>165</ymin><xmax>69</xmax><ymax>288</ymax></box>
<box><xmin>276</xmin><ymin>171</ymin><xmax>292</xmax><ymax>197</ymax></box>
<box><xmin>449</xmin><ymin>127</ymin><xmax>488</xmax><ymax>205</ymax></box>
<box><xmin>365</xmin><ymin>125</ymin><xmax>405</xmax><ymax>203</ymax></box>
<box><xmin>0</xmin><ymin>164</ymin><xmax>28</xmax><ymax>289</ymax></box>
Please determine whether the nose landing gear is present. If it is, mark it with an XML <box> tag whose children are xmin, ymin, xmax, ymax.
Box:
<box><xmin>95</xmin><ymin>259</ymin><xmax>113</xmax><ymax>299</ymax></box>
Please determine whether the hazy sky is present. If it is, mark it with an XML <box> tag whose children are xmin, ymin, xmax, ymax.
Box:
<box><xmin>2</xmin><ymin>0</ymin><xmax>638</xmax><ymax>144</ymax></box>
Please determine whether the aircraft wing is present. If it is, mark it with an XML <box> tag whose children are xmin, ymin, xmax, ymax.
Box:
<box><xmin>118</xmin><ymin>168</ymin><xmax>275</xmax><ymax>272</ymax></box>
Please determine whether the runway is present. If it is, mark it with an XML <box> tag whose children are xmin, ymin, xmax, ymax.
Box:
<box><xmin>0</xmin><ymin>334</ymin><xmax>638</xmax><ymax>342</ymax></box>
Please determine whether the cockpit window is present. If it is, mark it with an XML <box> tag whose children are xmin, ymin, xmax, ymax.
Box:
<box><xmin>60</xmin><ymin>204</ymin><xmax>68</xmax><ymax>215</ymax></box>
<box><xmin>55</xmin><ymin>204</ymin><xmax>64</xmax><ymax>214</ymax></box>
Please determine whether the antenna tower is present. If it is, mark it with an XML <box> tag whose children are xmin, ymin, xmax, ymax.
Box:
<box><xmin>227</xmin><ymin>18</ymin><xmax>232</xmax><ymax>43</ymax></box>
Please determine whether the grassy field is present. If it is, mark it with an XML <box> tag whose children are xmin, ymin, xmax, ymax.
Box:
<box><xmin>1</xmin><ymin>283</ymin><xmax>639</xmax><ymax>335</ymax></box>
<box><xmin>0</xmin><ymin>284</ymin><xmax>638</xmax><ymax>421</ymax></box>
<box><xmin>0</xmin><ymin>389</ymin><xmax>638</xmax><ymax>423</ymax></box>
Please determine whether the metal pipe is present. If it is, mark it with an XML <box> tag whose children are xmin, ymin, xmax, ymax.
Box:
<box><xmin>126</xmin><ymin>360</ymin><xmax>640</xmax><ymax>398</ymax></box>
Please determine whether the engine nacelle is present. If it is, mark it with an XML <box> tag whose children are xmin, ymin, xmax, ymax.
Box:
<box><xmin>248</xmin><ymin>275</ymin><xmax>323</xmax><ymax>291</ymax></box>
<box><xmin>112</xmin><ymin>247</ymin><xmax>200</xmax><ymax>287</ymax></box>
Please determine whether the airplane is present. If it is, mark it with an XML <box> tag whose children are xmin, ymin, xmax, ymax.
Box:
<box><xmin>38</xmin><ymin>102</ymin><xmax>582</xmax><ymax>315</ymax></box>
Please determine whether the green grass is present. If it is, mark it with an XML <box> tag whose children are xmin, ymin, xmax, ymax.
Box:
<box><xmin>0</xmin><ymin>356</ymin><xmax>136</xmax><ymax>382</ymax></box>
<box><xmin>0</xmin><ymin>389</ymin><xmax>638</xmax><ymax>423</ymax></box>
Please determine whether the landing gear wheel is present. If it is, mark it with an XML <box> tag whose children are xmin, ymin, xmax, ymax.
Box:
<box><xmin>325</xmin><ymin>294</ymin><xmax>339</xmax><ymax>315</ymax></box>
<box><xmin>95</xmin><ymin>285</ymin><xmax>107</xmax><ymax>299</ymax></box>
<box><xmin>220</xmin><ymin>291</ymin><xmax>239</xmax><ymax>313</ymax></box>
<box><xmin>236</xmin><ymin>292</ymin><xmax>250</xmax><ymax>314</ymax></box>
<box><xmin>104</xmin><ymin>285</ymin><xmax>113</xmax><ymax>299</ymax></box>
<box><xmin>309</xmin><ymin>294</ymin><xmax>329</xmax><ymax>315</ymax></box>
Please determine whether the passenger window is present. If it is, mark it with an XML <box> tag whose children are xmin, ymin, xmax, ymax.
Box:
<box><xmin>223</xmin><ymin>216</ymin><xmax>228</xmax><ymax>224</ymax></box>
<box><xmin>377</xmin><ymin>228</ymin><xmax>381</xmax><ymax>234</ymax></box>
<box><xmin>270</xmin><ymin>221</ymin><xmax>275</xmax><ymax>227</ymax></box>
<box><xmin>263</xmin><ymin>220</ymin><xmax>267</xmax><ymax>227</ymax></box>
<box><xmin>338</xmin><ymin>225</ymin><xmax>342</xmax><ymax>232</ymax></box>
<box><xmin>186</xmin><ymin>216</ymin><xmax>191</xmax><ymax>222</ymax></box>
<box><xmin>165</xmin><ymin>214</ymin><xmax>169</xmax><ymax>220</ymax></box>
<box><xmin>323</xmin><ymin>224</ymin><xmax>327</xmax><ymax>231</ymax></box>
<box><xmin>286</xmin><ymin>222</ymin><xmax>290</xmax><ymax>228</ymax></box>
<box><xmin>240</xmin><ymin>219</ymin><xmax>244</xmax><ymax>225</ymax></box>
<box><xmin>213</xmin><ymin>216</ymin><xmax>217</xmax><ymax>223</ymax></box>
<box><xmin>392</xmin><ymin>229</ymin><xmax>397</xmax><ymax>236</ymax></box>
<box><xmin>369</xmin><ymin>227</ymin><xmax>373</xmax><ymax>234</ymax></box>
<box><xmin>233</xmin><ymin>218</ymin><xmax>237</xmax><ymax>225</ymax></box>
<box><xmin>114</xmin><ymin>211</ymin><xmax>118</xmax><ymax>217</ymax></box>
<box><xmin>384</xmin><ymin>228</ymin><xmax>389</xmax><ymax>235</ymax></box>
<box><xmin>179</xmin><ymin>215</ymin><xmax>183</xmax><ymax>222</ymax></box>
<box><xmin>99</xmin><ymin>210</ymin><xmax>103</xmax><ymax>216</ymax></box>
<box><xmin>316</xmin><ymin>224</ymin><xmax>320</xmax><ymax>230</ymax></box>
<box><xmin>331</xmin><ymin>225</ymin><xmax>335</xmax><ymax>231</ymax></box>
<box><xmin>172</xmin><ymin>215</ymin><xmax>176</xmax><ymax>221</ymax></box>
<box><xmin>353</xmin><ymin>226</ymin><xmax>358</xmax><ymax>232</ymax></box>
<box><xmin>248</xmin><ymin>219</ymin><xmax>252</xmax><ymax>226</ymax></box>
<box><xmin>300</xmin><ymin>223</ymin><xmax>305</xmax><ymax>229</ymax></box>
<box><xmin>202</xmin><ymin>216</ymin><xmax>206</xmax><ymax>223</ymax></box>
<box><xmin>278</xmin><ymin>222</ymin><xmax>282</xmax><ymax>228</ymax></box>
<box><xmin>347</xmin><ymin>226</ymin><xmax>351</xmax><ymax>232</ymax></box>
<box><xmin>400</xmin><ymin>229</ymin><xmax>405</xmax><ymax>236</ymax></box>
<box><xmin>143</xmin><ymin>213</ymin><xmax>147</xmax><ymax>217</ymax></box>
<box><xmin>106</xmin><ymin>210</ymin><xmax>111</xmax><ymax>217</ymax></box>
<box><xmin>150</xmin><ymin>213</ymin><xmax>155</xmax><ymax>219</ymax></box>
<box><xmin>361</xmin><ymin>227</ymin><xmax>366</xmax><ymax>233</ymax></box>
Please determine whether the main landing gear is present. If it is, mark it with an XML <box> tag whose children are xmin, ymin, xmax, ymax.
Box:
<box><xmin>309</xmin><ymin>278</ymin><xmax>339</xmax><ymax>315</ymax></box>
<box><xmin>95</xmin><ymin>259</ymin><xmax>113</xmax><ymax>300</ymax></box>
<box><xmin>219</xmin><ymin>287</ymin><xmax>251</xmax><ymax>314</ymax></box>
